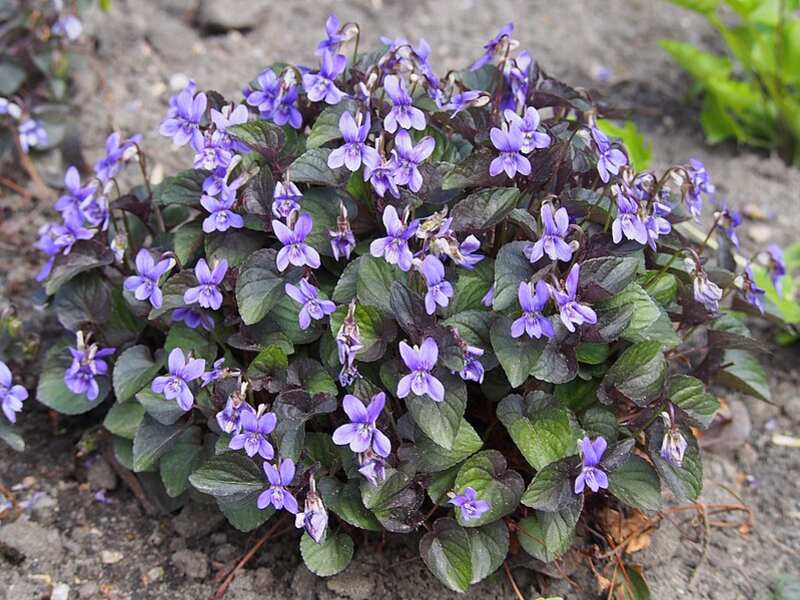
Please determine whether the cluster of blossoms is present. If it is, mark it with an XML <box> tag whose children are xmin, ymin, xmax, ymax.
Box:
<box><xmin>0</xmin><ymin>98</ymin><xmax>48</xmax><ymax>154</ymax></box>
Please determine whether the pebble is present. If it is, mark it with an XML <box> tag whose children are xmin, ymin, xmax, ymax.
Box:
<box><xmin>326</xmin><ymin>572</ymin><xmax>376</xmax><ymax>600</ymax></box>
<box><xmin>291</xmin><ymin>564</ymin><xmax>318</xmax><ymax>598</ymax></box>
<box><xmin>51</xmin><ymin>583</ymin><xmax>71</xmax><ymax>600</ymax></box>
<box><xmin>0</xmin><ymin>518</ymin><xmax>64</xmax><ymax>563</ymax></box>
<box><xmin>101</xmin><ymin>550</ymin><xmax>124</xmax><ymax>564</ymax></box>
<box><xmin>171</xmin><ymin>549</ymin><xmax>209</xmax><ymax>580</ymax></box>
<box><xmin>783</xmin><ymin>397</ymin><xmax>800</xmax><ymax>423</ymax></box>
<box><xmin>146</xmin><ymin>566</ymin><xmax>165</xmax><ymax>584</ymax></box>
<box><xmin>87</xmin><ymin>457</ymin><xmax>118</xmax><ymax>491</ymax></box>
<box><xmin>78</xmin><ymin>582</ymin><xmax>98</xmax><ymax>598</ymax></box>
<box><xmin>172</xmin><ymin>503</ymin><xmax>225</xmax><ymax>539</ymax></box>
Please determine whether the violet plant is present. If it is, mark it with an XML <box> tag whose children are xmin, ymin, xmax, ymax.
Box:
<box><xmin>27</xmin><ymin>15</ymin><xmax>777</xmax><ymax>594</ymax></box>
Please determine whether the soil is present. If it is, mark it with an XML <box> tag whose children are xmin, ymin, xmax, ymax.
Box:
<box><xmin>2</xmin><ymin>1</ymin><xmax>800</xmax><ymax>599</ymax></box>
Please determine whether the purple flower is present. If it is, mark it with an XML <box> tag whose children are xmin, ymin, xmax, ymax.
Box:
<box><xmin>574</xmin><ymin>436</ymin><xmax>608</xmax><ymax>494</ymax></box>
<box><xmin>511</xmin><ymin>280</ymin><xmax>554</xmax><ymax>339</ymax></box>
<box><xmin>612</xmin><ymin>187</ymin><xmax>647</xmax><ymax>245</ymax></box>
<box><xmin>94</xmin><ymin>132</ymin><xmax>142</xmax><ymax>182</ymax></box>
<box><xmin>18</xmin><ymin>119</ymin><xmax>48</xmax><ymax>153</ymax></box>
<box><xmin>336</xmin><ymin>302</ymin><xmax>363</xmax><ymax>386</ymax></box>
<box><xmin>452</xmin><ymin>235</ymin><xmax>484</xmax><ymax>269</ymax></box>
<box><xmin>490</xmin><ymin>124</ymin><xmax>531</xmax><ymax>179</ymax></box>
<box><xmin>449</xmin><ymin>486</ymin><xmax>490</xmax><ymax>520</ymax></box>
<box><xmin>229</xmin><ymin>408</ymin><xmax>277</xmax><ymax>459</ymax></box>
<box><xmin>0</xmin><ymin>361</ymin><xmax>27</xmax><ymax>424</ymax></box>
<box><xmin>739</xmin><ymin>266</ymin><xmax>765</xmax><ymax>315</ymax></box>
<box><xmin>504</xmin><ymin>107</ymin><xmax>550</xmax><ymax>153</ymax></box>
<box><xmin>766</xmin><ymin>244</ymin><xmax>786</xmax><ymax>295</ymax></box>
<box><xmin>193</xmin><ymin>131</ymin><xmax>234</xmax><ymax>172</ymax></box>
<box><xmin>481</xmin><ymin>286</ymin><xmax>495</xmax><ymax>307</ymax></box>
<box><xmin>184</xmin><ymin>258</ymin><xmax>228</xmax><ymax>310</ymax></box>
<box><xmin>159</xmin><ymin>87</ymin><xmax>207</xmax><ymax>151</ymax></box>
<box><xmin>685</xmin><ymin>158</ymin><xmax>715</xmax><ymax>221</ymax></box>
<box><xmin>645</xmin><ymin>196</ymin><xmax>672</xmax><ymax>251</ymax></box>
<box><xmin>553</xmin><ymin>264</ymin><xmax>597</xmax><ymax>333</ymax></box>
<box><xmin>591</xmin><ymin>127</ymin><xmax>627</xmax><ymax>183</ymax></box>
<box><xmin>440</xmin><ymin>90</ymin><xmax>486</xmax><ymax>117</ymax></box>
<box><xmin>201</xmin><ymin>190</ymin><xmax>244</xmax><ymax>233</ymax></box>
<box><xmin>203</xmin><ymin>167</ymin><xmax>228</xmax><ymax>197</ymax></box>
<box><xmin>329</xmin><ymin>202</ymin><xmax>356</xmax><ymax>261</ymax></box>
<box><xmin>328</xmin><ymin>112</ymin><xmax>379</xmax><ymax>172</ymax></box>
<box><xmin>272</xmin><ymin>181</ymin><xmax>303</xmax><ymax>219</ymax></box>
<box><xmin>303</xmin><ymin>49</ymin><xmax>347</xmax><ymax>105</ymax></box>
<box><xmin>51</xmin><ymin>217</ymin><xmax>95</xmax><ymax>256</ymax></box>
<box><xmin>285</xmin><ymin>278</ymin><xmax>337</xmax><ymax>330</ymax></box>
<box><xmin>201</xmin><ymin>358</ymin><xmax>227</xmax><ymax>387</ymax></box>
<box><xmin>659</xmin><ymin>410</ymin><xmax>687</xmax><ymax>467</ymax></box>
<box><xmin>501</xmin><ymin>50</ymin><xmax>532</xmax><ymax>111</ymax></box>
<box><xmin>0</xmin><ymin>97</ymin><xmax>21</xmax><ymax>118</ymax></box>
<box><xmin>470</xmin><ymin>22</ymin><xmax>514</xmax><ymax>70</ymax></box>
<box><xmin>55</xmin><ymin>166</ymin><xmax>96</xmax><ymax>222</ymax></box>
<box><xmin>295</xmin><ymin>476</ymin><xmax>328</xmax><ymax>543</ymax></box>
<box><xmin>210</xmin><ymin>104</ymin><xmax>249</xmax><ymax>148</ymax></box>
<box><xmin>316</xmin><ymin>14</ymin><xmax>346</xmax><ymax>55</ymax></box>
<box><xmin>151</xmin><ymin>348</ymin><xmax>206</xmax><ymax>411</ymax></box>
<box><xmin>215</xmin><ymin>396</ymin><xmax>255</xmax><ymax>434</ymax></box>
<box><xmin>525</xmin><ymin>204</ymin><xmax>573</xmax><ymax>263</ymax></box>
<box><xmin>692</xmin><ymin>269</ymin><xmax>723</xmax><ymax>314</ymax></box>
<box><xmin>246</xmin><ymin>69</ymin><xmax>281</xmax><ymax>118</ymax></box>
<box><xmin>257</xmin><ymin>458</ymin><xmax>298</xmax><ymax>514</ymax></box>
<box><xmin>273</xmin><ymin>212</ymin><xmax>321</xmax><ymax>272</ymax></box>
<box><xmin>370</xmin><ymin>206</ymin><xmax>419</xmax><ymax>272</ymax></box>
<box><xmin>172</xmin><ymin>308</ymin><xmax>214</xmax><ymax>331</ymax></box>
<box><xmin>421</xmin><ymin>255</ymin><xmax>454</xmax><ymax>315</ymax></box>
<box><xmin>363</xmin><ymin>152</ymin><xmax>400</xmax><ymax>198</ymax></box>
<box><xmin>123</xmin><ymin>249</ymin><xmax>175</xmax><ymax>309</ymax></box>
<box><xmin>357</xmin><ymin>449</ymin><xmax>387</xmax><ymax>486</ymax></box>
<box><xmin>397</xmin><ymin>337</ymin><xmax>444</xmax><ymax>402</ymax></box>
<box><xmin>79</xmin><ymin>193</ymin><xmax>109</xmax><ymax>231</ymax></box>
<box><xmin>53</xmin><ymin>14</ymin><xmax>83</xmax><ymax>40</ymax></box>
<box><xmin>383</xmin><ymin>75</ymin><xmax>426</xmax><ymax>133</ymax></box>
<box><xmin>64</xmin><ymin>338</ymin><xmax>115</xmax><ymax>402</ymax></box>
<box><xmin>391</xmin><ymin>130</ymin><xmax>435</xmax><ymax>193</ymax></box>
<box><xmin>716</xmin><ymin>204</ymin><xmax>742</xmax><ymax>249</ymax></box>
<box><xmin>273</xmin><ymin>86</ymin><xmax>303</xmax><ymax>129</ymax></box>
<box><xmin>332</xmin><ymin>392</ymin><xmax>391</xmax><ymax>457</ymax></box>
<box><xmin>458</xmin><ymin>346</ymin><xmax>485</xmax><ymax>384</ymax></box>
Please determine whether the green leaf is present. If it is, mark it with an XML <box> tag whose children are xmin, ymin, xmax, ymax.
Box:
<box><xmin>136</xmin><ymin>388</ymin><xmax>186</xmax><ymax>425</ymax></box>
<box><xmin>520</xmin><ymin>460</ymin><xmax>575</xmax><ymax>512</ymax></box>
<box><xmin>300</xmin><ymin>531</ymin><xmax>354</xmax><ymax>577</ymax></box>
<box><xmin>608</xmin><ymin>455</ymin><xmax>662</xmax><ymax>512</ymax></box>
<box><xmin>602</xmin><ymin>341</ymin><xmax>666</xmax><ymax>406</ymax></box>
<box><xmin>454</xmin><ymin>450</ymin><xmax>524</xmax><ymax>527</ymax></box>
<box><xmin>245</xmin><ymin>345</ymin><xmax>289</xmax><ymax>392</ymax></box>
<box><xmin>217</xmin><ymin>492</ymin><xmax>273</xmax><ymax>532</ymax></box>
<box><xmin>132</xmin><ymin>415</ymin><xmax>187</xmax><ymax>472</ymax></box>
<box><xmin>306</xmin><ymin>100</ymin><xmax>359</xmax><ymax>148</ymax></box>
<box><xmin>164</xmin><ymin>323</ymin><xmax>217</xmax><ymax>364</ymax></box>
<box><xmin>490</xmin><ymin>316</ymin><xmax>544</xmax><ymax>388</ymax></box>
<box><xmin>45</xmin><ymin>240</ymin><xmax>115</xmax><ymax>295</ymax></box>
<box><xmin>235</xmin><ymin>248</ymin><xmax>285</xmax><ymax>325</ymax></box>
<box><xmin>449</xmin><ymin>187</ymin><xmax>521</xmax><ymax>231</ymax></box>
<box><xmin>0</xmin><ymin>420</ymin><xmax>24</xmax><ymax>451</ymax></box>
<box><xmin>171</xmin><ymin>219</ymin><xmax>205</xmax><ymax>266</ymax></box>
<box><xmin>647</xmin><ymin>421</ymin><xmax>703</xmax><ymax>501</ymax></box>
<box><xmin>517</xmin><ymin>498</ymin><xmax>582</xmax><ymax>562</ymax></box>
<box><xmin>113</xmin><ymin>345</ymin><xmax>164</xmax><ymax>403</ymax></box>
<box><xmin>595</xmin><ymin>120</ymin><xmax>652</xmax><ymax>171</ymax></box>
<box><xmin>36</xmin><ymin>341</ymin><xmax>111</xmax><ymax>415</ymax></box>
<box><xmin>228</xmin><ymin>120</ymin><xmax>286</xmax><ymax>156</ymax></box>
<box><xmin>0</xmin><ymin>60</ymin><xmax>26</xmax><ymax>95</ymax></box>
<box><xmin>159</xmin><ymin>431</ymin><xmax>204</xmax><ymax>497</ymax></box>
<box><xmin>579</xmin><ymin>256</ymin><xmax>641</xmax><ymax>301</ymax></box>
<box><xmin>576</xmin><ymin>342</ymin><xmax>610</xmax><ymax>365</ymax></box>
<box><xmin>318</xmin><ymin>478</ymin><xmax>381</xmax><ymax>531</ymax></box>
<box><xmin>205</xmin><ymin>228</ymin><xmax>264</xmax><ymax>268</ymax></box>
<box><xmin>446</xmin><ymin>261</ymin><xmax>494</xmax><ymax>315</ymax></box>
<box><xmin>53</xmin><ymin>272</ymin><xmax>112</xmax><ymax>331</ymax></box>
<box><xmin>153</xmin><ymin>169</ymin><xmax>206</xmax><ymax>208</ymax></box>
<box><xmin>289</xmin><ymin>148</ymin><xmax>349</xmax><ymax>186</ymax></box>
<box><xmin>660</xmin><ymin>39</ymin><xmax>731</xmax><ymax>82</ymax></box>
<box><xmin>492</xmin><ymin>241</ymin><xmax>536</xmax><ymax>311</ymax></box>
<box><xmin>356</xmin><ymin>256</ymin><xmax>404</xmax><ymax>315</ymax></box>
<box><xmin>717</xmin><ymin>349</ymin><xmax>771</xmax><ymax>402</ymax></box>
<box><xmin>668</xmin><ymin>375</ymin><xmax>719</xmax><ymax>428</ymax></box>
<box><xmin>148</xmin><ymin>270</ymin><xmax>195</xmax><ymax>320</ymax></box>
<box><xmin>301</xmin><ymin>188</ymin><xmax>355</xmax><ymax>255</ymax></box>
<box><xmin>329</xmin><ymin>303</ymin><xmax>392</xmax><ymax>362</ymax></box>
<box><xmin>189</xmin><ymin>452</ymin><xmax>264</xmax><ymax>497</ymax></box>
<box><xmin>406</xmin><ymin>371</ymin><xmax>467</xmax><ymax>451</ymax></box>
<box><xmin>409</xmin><ymin>418</ymin><xmax>483</xmax><ymax>473</ymax></box>
<box><xmin>580</xmin><ymin>406</ymin><xmax>619</xmax><ymax>443</ymax></box>
<box><xmin>441</xmin><ymin>148</ymin><xmax>503</xmax><ymax>190</ymax></box>
<box><xmin>332</xmin><ymin>256</ymin><xmax>362</xmax><ymax>303</ymax></box>
<box><xmin>268</xmin><ymin>293</ymin><xmax>324</xmax><ymax>345</ymax></box>
<box><xmin>103</xmin><ymin>400</ymin><xmax>145</xmax><ymax>439</ymax></box>
<box><xmin>497</xmin><ymin>393</ymin><xmax>582</xmax><ymax>471</ymax></box>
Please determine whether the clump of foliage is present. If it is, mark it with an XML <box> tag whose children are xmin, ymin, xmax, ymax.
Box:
<box><xmin>662</xmin><ymin>0</ymin><xmax>800</xmax><ymax>164</ymax></box>
<box><xmin>10</xmin><ymin>16</ymin><xmax>781</xmax><ymax>594</ymax></box>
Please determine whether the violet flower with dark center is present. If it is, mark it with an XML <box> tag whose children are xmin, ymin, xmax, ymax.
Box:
<box><xmin>470</xmin><ymin>22</ymin><xmax>514</xmax><ymax>70</ymax></box>
<box><xmin>358</xmin><ymin>449</ymin><xmax>387</xmax><ymax>486</ymax></box>
<box><xmin>273</xmin><ymin>86</ymin><xmax>303</xmax><ymax>129</ymax></box>
<box><xmin>51</xmin><ymin>217</ymin><xmax>95</xmax><ymax>256</ymax></box>
<box><xmin>55</xmin><ymin>166</ymin><xmax>96</xmax><ymax>223</ymax></box>
<box><xmin>272</xmin><ymin>180</ymin><xmax>303</xmax><ymax>219</ymax></box>
<box><xmin>184</xmin><ymin>258</ymin><xmax>228</xmax><ymax>311</ymax></box>
<box><xmin>504</xmin><ymin>107</ymin><xmax>550</xmax><ymax>153</ymax></box>
<box><xmin>332</xmin><ymin>392</ymin><xmax>391</xmax><ymax>457</ymax></box>
<box><xmin>574</xmin><ymin>436</ymin><xmax>608</xmax><ymax>494</ymax></box>
<box><xmin>421</xmin><ymin>255</ymin><xmax>454</xmax><ymax>315</ymax></box>
<box><xmin>612</xmin><ymin>186</ymin><xmax>647</xmax><ymax>245</ymax></box>
<box><xmin>383</xmin><ymin>75</ymin><xmax>426</xmax><ymax>133</ymax></box>
<box><xmin>660</xmin><ymin>410</ymin><xmax>688</xmax><ymax>467</ymax></box>
<box><xmin>203</xmin><ymin>166</ymin><xmax>229</xmax><ymax>197</ymax></box>
<box><xmin>246</xmin><ymin>68</ymin><xmax>281</xmax><ymax>118</ymax></box>
<box><xmin>363</xmin><ymin>151</ymin><xmax>400</xmax><ymax>198</ymax></box>
<box><xmin>397</xmin><ymin>337</ymin><xmax>444</xmax><ymax>402</ymax></box>
<box><xmin>285</xmin><ymin>278</ymin><xmax>336</xmax><ymax>330</ymax></box>
<box><xmin>553</xmin><ymin>264</ymin><xmax>597</xmax><ymax>333</ymax></box>
<box><xmin>295</xmin><ymin>476</ymin><xmax>328</xmax><ymax>543</ymax></box>
<box><xmin>685</xmin><ymin>158</ymin><xmax>715</xmax><ymax>221</ymax></box>
<box><xmin>511</xmin><ymin>280</ymin><xmax>554</xmax><ymax>339</ymax></box>
<box><xmin>457</xmin><ymin>346</ymin><xmax>485</xmax><ymax>384</ymax></box>
<box><xmin>123</xmin><ymin>249</ymin><xmax>175</xmax><ymax>309</ymax></box>
<box><xmin>303</xmin><ymin>49</ymin><xmax>347</xmax><ymax>105</ymax></box>
<box><xmin>94</xmin><ymin>132</ymin><xmax>142</xmax><ymax>182</ymax></box>
<box><xmin>739</xmin><ymin>266</ymin><xmax>765</xmax><ymax>315</ymax></box>
<box><xmin>272</xmin><ymin>212</ymin><xmax>321</xmax><ymax>272</ymax></box>
<box><xmin>590</xmin><ymin>127</ymin><xmax>627</xmax><ymax>183</ymax></box>
<box><xmin>390</xmin><ymin>130</ymin><xmax>435</xmax><ymax>192</ymax></box>
<box><xmin>79</xmin><ymin>193</ymin><xmax>110</xmax><ymax>231</ymax></box>
<box><xmin>151</xmin><ymin>348</ymin><xmax>206</xmax><ymax>412</ymax></box>
<box><xmin>370</xmin><ymin>205</ymin><xmax>419</xmax><ymax>272</ymax></box>
<box><xmin>692</xmin><ymin>268</ymin><xmax>723</xmax><ymax>314</ymax></box>
<box><xmin>329</xmin><ymin>202</ymin><xmax>356</xmax><ymax>260</ymax></box>
<box><xmin>201</xmin><ymin>190</ymin><xmax>244</xmax><ymax>233</ymax></box>
<box><xmin>328</xmin><ymin>112</ymin><xmax>379</xmax><ymax>172</ymax></box>
<box><xmin>172</xmin><ymin>308</ymin><xmax>214</xmax><ymax>332</ymax></box>
<box><xmin>448</xmin><ymin>487</ymin><xmax>490</xmax><ymax>520</ymax></box>
<box><xmin>229</xmin><ymin>408</ymin><xmax>277</xmax><ymax>459</ymax></box>
<box><xmin>257</xmin><ymin>458</ymin><xmax>298</xmax><ymax>514</ymax></box>
<box><xmin>215</xmin><ymin>395</ymin><xmax>255</xmax><ymax>434</ymax></box>
<box><xmin>18</xmin><ymin>119</ymin><xmax>48</xmax><ymax>153</ymax></box>
<box><xmin>159</xmin><ymin>87</ymin><xmax>207</xmax><ymax>152</ymax></box>
<box><xmin>766</xmin><ymin>244</ymin><xmax>786</xmax><ymax>295</ymax></box>
<box><xmin>525</xmin><ymin>203</ymin><xmax>573</xmax><ymax>263</ymax></box>
<box><xmin>0</xmin><ymin>360</ymin><xmax>27</xmax><ymax>424</ymax></box>
<box><xmin>64</xmin><ymin>337</ymin><xmax>115</xmax><ymax>402</ymax></box>
<box><xmin>193</xmin><ymin>131</ymin><xmax>234</xmax><ymax>172</ymax></box>
<box><xmin>489</xmin><ymin>124</ymin><xmax>531</xmax><ymax>179</ymax></box>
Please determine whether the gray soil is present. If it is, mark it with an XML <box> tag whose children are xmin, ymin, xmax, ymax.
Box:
<box><xmin>2</xmin><ymin>1</ymin><xmax>800</xmax><ymax>599</ymax></box>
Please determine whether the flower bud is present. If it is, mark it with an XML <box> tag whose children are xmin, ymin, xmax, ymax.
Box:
<box><xmin>295</xmin><ymin>475</ymin><xmax>328</xmax><ymax>543</ymax></box>
<box><xmin>659</xmin><ymin>411</ymin><xmax>688</xmax><ymax>467</ymax></box>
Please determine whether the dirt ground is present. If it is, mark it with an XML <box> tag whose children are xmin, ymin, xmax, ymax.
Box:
<box><xmin>1</xmin><ymin>1</ymin><xmax>800</xmax><ymax>598</ymax></box>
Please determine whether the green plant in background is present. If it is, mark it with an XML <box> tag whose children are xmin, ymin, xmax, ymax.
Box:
<box><xmin>596</xmin><ymin>119</ymin><xmax>652</xmax><ymax>171</ymax></box>
<box><xmin>752</xmin><ymin>242</ymin><xmax>800</xmax><ymax>344</ymax></box>
<box><xmin>662</xmin><ymin>0</ymin><xmax>800</xmax><ymax>164</ymax></box>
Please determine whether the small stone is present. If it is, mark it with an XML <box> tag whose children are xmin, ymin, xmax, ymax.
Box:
<box><xmin>196</xmin><ymin>0</ymin><xmax>268</xmax><ymax>31</ymax></box>
<box><xmin>784</xmin><ymin>397</ymin><xmax>800</xmax><ymax>424</ymax></box>
<box><xmin>171</xmin><ymin>549</ymin><xmax>209</xmax><ymax>580</ymax></box>
<box><xmin>210</xmin><ymin>532</ymin><xmax>228</xmax><ymax>545</ymax></box>
<box><xmin>78</xmin><ymin>582</ymin><xmax>98</xmax><ymax>598</ymax></box>
<box><xmin>326</xmin><ymin>572</ymin><xmax>376</xmax><ymax>600</ymax></box>
<box><xmin>291</xmin><ymin>564</ymin><xmax>318</xmax><ymax>598</ymax></box>
<box><xmin>172</xmin><ymin>503</ymin><xmax>225</xmax><ymax>539</ymax></box>
<box><xmin>0</xmin><ymin>518</ymin><xmax>64</xmax><ymax>563</ymax></box>
<box><xmin>101</xmin><ymin>550</ymin><xmax>124</xmax><ymax>564</ymax></box>
<box><xmin>52</xmin><ymin>583</ymin><xmax>71</xmax><ymax>600</ymax></box>
<box><xmin>87</xmin><ymin>457</ymin><xmax>118</xmax><ymax>491</ymax></box>
<box><xmin>30</xmin><ymin>493</ymin><xmax>58</xmax><ymax>525</ymax></box>
<box><xmin>146</xmin><ymin>566</ymin><xmax>165</xmax><ymax>584</ymax></box>
<box><xmin>213</xmin><ymin>543</ymin><xmax>238</xmax><ymax>563</ymax></box>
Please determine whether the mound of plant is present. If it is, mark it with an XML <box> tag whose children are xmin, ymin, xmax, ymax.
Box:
<box><xmin>662</xmin><ymin>0</ymin><xmax>800</xmax><ymax>164</ymax></box>
<box><xmin>4</xmin><ymin>15</ymin><xmax>782</xmax><ymax>594</ymax></box>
